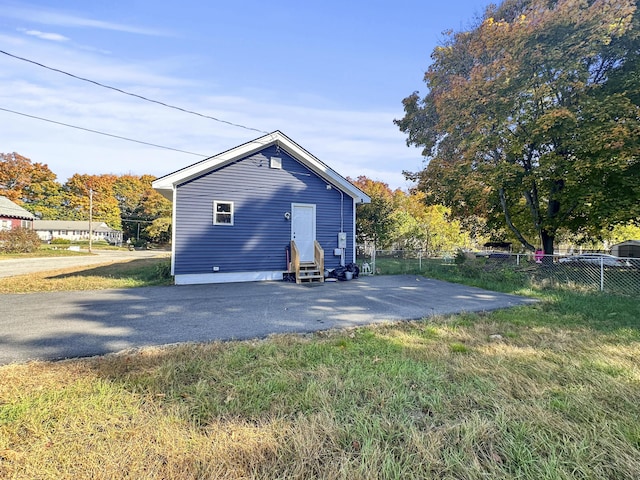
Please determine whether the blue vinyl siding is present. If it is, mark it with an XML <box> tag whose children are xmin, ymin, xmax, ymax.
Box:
<box><xmin>174</xmin><ymin>146</ymin><xmax>354</xmax><ymax>275</ymax></box>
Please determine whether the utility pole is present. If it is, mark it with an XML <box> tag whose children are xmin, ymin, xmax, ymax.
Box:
<box><xmin>89</xmin><ymin>188</ymin><xmax>93</xmax><ymax>253</ymax></box>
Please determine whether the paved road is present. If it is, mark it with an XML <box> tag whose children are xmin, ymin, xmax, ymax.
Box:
<box><xmin>0</xmin><ymin>249</ymin><xmax>168</xmax><ymax>278</ymax></box>
<box><xmin>0</xmin><ymin>275</ymin><xmax>536</xmax><ymax>365</ymax></box>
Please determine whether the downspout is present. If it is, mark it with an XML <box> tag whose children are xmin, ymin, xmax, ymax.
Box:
<box><xmin>352</xmin><ymin>196</ymin><xmax>357</xmax><ymax>265</ymax></box>
<box><xmin>340</xmin><ymin>189</ymin><xmax>345</xmax><ymax>266</ymax></box>
<box><xmin>171</xmin><ymin>185</ymin><xmax>177</xmax><ymax>278</ymax></box>
<box><xmin>340</xmin><ymin>189</ymin><xmax>344</xmax><ymax>233</ymax></box>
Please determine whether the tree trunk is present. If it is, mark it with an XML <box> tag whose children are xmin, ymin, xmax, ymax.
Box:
<box><xmin>542</xmin><ymin>180</ymin><xmax>563</xmax><ymax>256</ymax></box>
<box><xmin>499</xmin><ymin>188</ymin><xmax>536</xmax><ymax>252</ymax></box>
<box><xmin>541</xmin><ymin>230</ymin><xmax>555</xmax><ymax>255</ymax></box>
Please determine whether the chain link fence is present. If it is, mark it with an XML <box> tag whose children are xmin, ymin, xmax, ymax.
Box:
<box><xmin>356</xmin><ymin>249</ymin><xmax>640</xmax><ymax>296</ymax></box>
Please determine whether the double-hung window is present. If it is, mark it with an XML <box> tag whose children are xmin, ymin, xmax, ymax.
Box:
<box><xmin>213</xmin><ymin>201</ymin><xmax>234</xmax><ymax>225</ymax></box>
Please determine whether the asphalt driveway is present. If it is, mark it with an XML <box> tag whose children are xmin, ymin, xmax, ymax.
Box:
<box><xmin>0</xmin><ymin>275</ymin><xmax>536</xmax><ymax>365</ymax></box>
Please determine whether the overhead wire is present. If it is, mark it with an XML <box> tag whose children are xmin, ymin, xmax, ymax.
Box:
<box><xmin>0</xmin><ymin>49</ymin><xmax>270</xmax><ymax>135</ymax></box>
<box><xmin>0</xmin><ymin>106</ymin><xmax>210</xmax><ymax>157</ymax></box>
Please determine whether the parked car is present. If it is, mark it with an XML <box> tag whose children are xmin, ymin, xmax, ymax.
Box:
<box><xmin>474</xmin><ymin>251</ymin><xmax>510</xmax><ymax>259</ymax></box>
<box><xmin>559</xmin><ymin>253</ymin><xmax>631</xmax><ymax>267</ymax></box>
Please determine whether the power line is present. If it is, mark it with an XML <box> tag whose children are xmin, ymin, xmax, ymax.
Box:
<box><xmin>0</xmin><ymin>106</ymin><xmax>210</xmax><ymax>157</ymax></box>
<box><xmin>0</xmin><ymin>49</ymin><xmax>269</xmax><ymax>135</ymax></box>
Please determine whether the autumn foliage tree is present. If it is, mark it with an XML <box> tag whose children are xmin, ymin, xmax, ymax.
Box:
<box><xmin>1</xmin><ymin>152</ymin><xmax>172</xmax><ymax>243</ymax></box>
<box><xmin>62</xmin><ymin>173</ymin><xmax>171</xmax><ymax>242</ymax></box>
<box><xmin>391</xmin><ymin>190</ymin><xmax>472</xmax><ymax>253</ymax></box>
<box><xmin>351</xmin><ymin>175</ymin><xmax>473</xmax><ymax>252</ymax></box>
<box><xmin>349</xmin><ymin>176</ymin><xmax>395</xmax><ymax>248</ymax></box>
<box><xmin>114</xmin><ymin>174</ymin><xmax>171</xmax><ymax>242</ymax></box>
<box><xmin>0</xmin><ymin>152</ymin><xmax>64</xmax><ymax>218</ymax></box>
<box><xmin>64</xmin><ymin>174</ymin><xmax>122</xmax><ymax>229</ymax></box>
<box><xmin>396</xmin><ymin>0</ymin><xmax>640</xmax><ymax>253</ymax></box>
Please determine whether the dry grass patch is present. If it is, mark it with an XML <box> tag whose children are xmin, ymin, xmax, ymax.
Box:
<box><xmin>0</xmin><ymin>257</ymin><xmax>172</xmax><ymax>293</ymax></box>
<box><xmin>0</xmin><ymin>356</ymin><xmax>283</xmax><ymax>480</ymax></box>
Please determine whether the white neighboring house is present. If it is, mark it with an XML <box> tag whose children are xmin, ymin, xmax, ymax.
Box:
<box><xmin>34</xmin><ymin>220</ymin><xmax>123</xmax><ymax>245</ymax></box>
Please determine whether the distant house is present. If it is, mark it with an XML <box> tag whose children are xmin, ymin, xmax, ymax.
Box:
<box><xmin>34</xmin><ymin>220</ymin><xmax>123</xmax><ymax>245</ymax></box>
<box><xmin>153</xmin><ymin>131</ymin><xmax>370</xmax><ymax>285</ymax></box>
<box><xmin>611</xmin><ymin>240</ymin><xmax>640</xmax><ymax>258</ymax></box>
<box><xmin>0</xmin><ymin>196</ymin><xmax>35</xmax><ymax>230</ymax></box>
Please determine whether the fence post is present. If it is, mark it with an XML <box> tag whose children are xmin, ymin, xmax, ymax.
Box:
<box><xmin>419</xmin><ymin>251</ymin><xmax>422</xmax><ymax>271</ymax></box>
<box><xmin>372</xmin><ymin>248</ymin><xmax>376</xmax><ymax>276</ymax></box>
<box><xmin>516</xmin><ymin>254</ymin><xmax>520</xmax><ymax>266</ymax></box>
<box><xmin>600</xmin><ymin>257</ymin><xmax>604</xmax><ymax>292</ymax></box>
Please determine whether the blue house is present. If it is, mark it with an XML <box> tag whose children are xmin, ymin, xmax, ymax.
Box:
<box><xmin>152</xmin><ymin>131</ymin><xmax>370</xmax><ymax>285</ymax></box>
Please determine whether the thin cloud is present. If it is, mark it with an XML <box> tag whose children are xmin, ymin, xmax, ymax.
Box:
<box><xmin>18</xmin><ymin>28</ymin><xmax>69</xmax><ymax>42</ymax></box>
<box><xmin>3</xmin><ymin>5</ymin><xmax>169</xmax><ymax>36</ymax></box>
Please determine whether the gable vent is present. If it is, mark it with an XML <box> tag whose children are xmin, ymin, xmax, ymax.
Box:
<box><xmin>270</xmin><ymin>157</ymin><xmax>282</xmax><ymax>169</ymax></box>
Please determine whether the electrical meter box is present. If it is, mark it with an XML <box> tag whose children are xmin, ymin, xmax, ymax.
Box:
<box><xmin>337</xmin><ymin>232</ymin><xmax>347</xmax><ymax>249</ymax></box>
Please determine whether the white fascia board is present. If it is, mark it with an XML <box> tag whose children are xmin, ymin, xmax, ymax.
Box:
<box><xmin>152</xmin><ymin>134</ymin><xmax>277</xmax><ymax>194</ymax></box>
<box><xmin>277</xmin><ymin>137</ymin><xmax>371</xmax><ymax>204</ymax></box>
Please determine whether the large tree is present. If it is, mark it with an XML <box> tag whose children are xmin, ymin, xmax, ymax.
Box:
<box><xmin>390</xmin><ymin>190</ymin><xmax>473</xmax><ymax>253</ymax></box>
<box><xmin>64</xmin><ymin>174</ymin><xmax>122</xmax><ymax>229</ymax></box>
<box><xmin>396</xmin><ymin>0</ymin><xmax>640</xmax><ymax>253</ymax></box>
<box><xmin>0</xmin><ymin>152</ymin><xmax>64</xmax><ymax>218</ymax></box>
<box><xmin>1</xmin><ymin>154</ymin><xmax>172</xmax><ymax>240</ymax></box>
<box><xmin>114</xmin><ymin>174</ymin><xmax>171</xmax><ymax>242</ymax></box>
<box><xmin>350</xmin><ymin>175</ymin><xmax>474</xmax><ymax>252</ymax></box>
<box><xmin>349</xmin><ymin>176</ymin><xmax>395</xmax><ymax>248</ymax></box>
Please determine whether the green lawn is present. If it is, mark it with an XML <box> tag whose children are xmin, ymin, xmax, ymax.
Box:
<box><xmin>367</xmin><ymin>254</ymin><xmax>640</xmax><ymax>296</ymax></box>
<box><xmin>0</xmin><ymin>246</ymin><xmax>91</xmax><ymax>259</ymax></box>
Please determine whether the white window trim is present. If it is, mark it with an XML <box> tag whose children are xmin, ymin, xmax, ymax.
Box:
<box><xmin>213</xmin><ymin>200</ymin><xmax>234</xmax><ymax>226</ymax></box>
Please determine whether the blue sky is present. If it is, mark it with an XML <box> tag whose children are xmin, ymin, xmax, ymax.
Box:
<box><xmin>0</xmin><ymin>0</ymin><xmax>490</xmax><ymax>189</ymax></box>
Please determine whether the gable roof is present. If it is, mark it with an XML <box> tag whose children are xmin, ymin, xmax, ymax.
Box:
<box><xmin>152</xmin><ymin>131</ymin><xmax>371</xmax><ymax>204</ymax></box>
<box><xmin>0</xmin><ymin>196</ymin><xmax>36</xmax><ymax>220</ymax></box>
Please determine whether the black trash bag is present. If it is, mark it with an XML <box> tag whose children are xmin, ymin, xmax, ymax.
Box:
<box><xmin>328</xmin><ymin>264</ymin><xmax>360</xmax><ymax>281</ymax></box>
<box><xmin>345</xmin><ymin>263</ymin><xmax>360</xmax><ymax>279</ymax></box>
<box><xmin>330</xmin><ymin>265</ymin><xmax>348</xmax><ymax>280</ymax></box>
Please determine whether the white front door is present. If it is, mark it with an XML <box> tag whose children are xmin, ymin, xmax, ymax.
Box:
<box><xmin>291</xmin><ymin>203</ymin><xmax>316</xmax><ymax>262</ymax></box>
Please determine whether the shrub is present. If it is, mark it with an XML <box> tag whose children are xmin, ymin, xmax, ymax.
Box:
<box><xmin>457</xmin><ymin>260</ymin><xmax>484</xmax><ymax>278</ymax></box>
<box><xmin>50</xmin><ymin>238</ymin><xmax>71</xmax><ymax>245</ymax></box>
<box><xmin>155</xmin><ymin>260</ymin><xmax>172</xmax><ymax>279</ymax></box>
<box><xmin>0</xmin><ymin>228</ymin><xmax>41</xmax><ymax>253</ymax></box>
<box><xmin>454</xmin><ymin>248</ymin><xmax>467</xmax><ymax>265</ymax></box>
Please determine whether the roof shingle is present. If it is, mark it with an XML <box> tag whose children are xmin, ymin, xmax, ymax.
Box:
<box><xmin>0</xmin><ymin>196</ymin><xmax>36</xmax><ymax>220</ymax></box>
